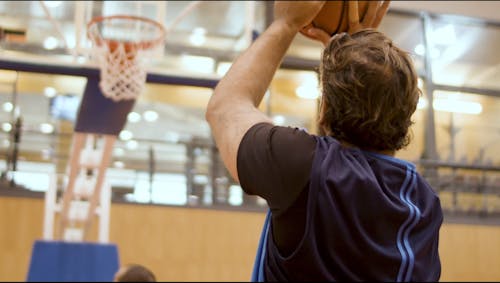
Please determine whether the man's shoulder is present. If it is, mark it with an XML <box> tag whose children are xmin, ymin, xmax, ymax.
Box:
<box><xmin>243</xmin><ymin>122</ymin><xmax>317</xmax><ymax>144</ymax></box>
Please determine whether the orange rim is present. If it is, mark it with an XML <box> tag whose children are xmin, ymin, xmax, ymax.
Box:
<box><xmin>87</xmin><ymin>14</ymin><xmax>166</xmax><ymax>51</ymax></box>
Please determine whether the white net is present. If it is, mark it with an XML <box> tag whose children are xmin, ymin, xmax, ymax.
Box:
<box><xmin>92</xmin><ymin>42</ymin><xmax>146</xmax><ymax>101</ymax></box>
<box><xmin>87</xmin><ymin>15</ymin><xmax>165</xmax><ymax>102</ymax></box>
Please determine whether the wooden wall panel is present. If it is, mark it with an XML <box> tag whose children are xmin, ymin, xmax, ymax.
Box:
<box><xmin>0</xmin><ymin>197</ymin><xmax>44</xmax><ymax>282</ymax></box>
<box><xmin>440</xmin><ymin>224</ymin><xmax>500</xmax><ymax>281</ymax></box>
<box><xmin>1</xmin><ymin>196</ymin><xmax>500</xmax><ymax>281</ymax></box>
<box><xmin>109</xmin><ymin>204</ymin><xmax>265</xmax><ymax>281</ymax></box>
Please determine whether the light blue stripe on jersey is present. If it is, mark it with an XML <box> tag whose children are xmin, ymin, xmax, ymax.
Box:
<box><xmin>361</xmin><ymin>150</ymin><xmax>421</xmax><ymax>281</ymax></box>
<box><xmin>403</xmin><ymin>169</ymin><xmax>421</xmax><ymax>282</ymax></box>
<box><xmin>396</xmin><ymin>165</ymin><xmax>420</xmax><ymax>282</ymax></box>
<box><xmin>251</xmin><ymin>209</ymin><xmax>271</xmax><ymax>282</ymax></box>
<box><xmin>396</xmin><ymin>166</ymin><xmax>413</xmax><ymax>282</ymax></box>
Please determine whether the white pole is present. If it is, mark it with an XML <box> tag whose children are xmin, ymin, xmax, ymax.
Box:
<box><xmin>43</xmin><ymin>173</ymin><xmax>57</xmax><ymax>240</ymax></box>
<box><xmin>234</xmin><ymin>1</ymin><xmax>256</xmax><ymax>51</ymax></box>
<box><xmin>153</xmin><ymin>1</ymin><xmax>167</xmax><ymax>59</ymax></box>
<box><xmin>85</xmin><ymin>0</ymin><xmax>94</xmax><ymax>63</ymax></box>
<box><xmin>73</xmin><ymin>1</ymin><xmax>86</xmax><ymax>63</ymax></box>
<box><xmin>165</xmin><ymin>1</ymin><xmax>202</xmax><ymax>35</ymax></box>
<box><xmin>245</xmin><ymin>1</ymin><xmax>257</xmax><ymax>46</ymax></box>
<box><xmin>38</xmin><ymin>0</ymin><xmax>70</xmax><ymax>51</ymax></box>
<box><xmin>98</xmin><ymin>181</ymin><xmax>111</xmax><ymax>243</ymax></box>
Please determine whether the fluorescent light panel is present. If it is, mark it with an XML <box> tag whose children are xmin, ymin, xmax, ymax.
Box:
<box><xmin>417</xmin><ymin>92</ymin><xmax>483</xmax><ymax>115</ymax></box>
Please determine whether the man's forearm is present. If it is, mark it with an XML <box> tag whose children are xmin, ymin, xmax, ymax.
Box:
<box><xmin>204</xmin><ymin>19</ymin><xmax>300</xmax><ymax>183</ymax></box>
<box><xmin>204</xmin><ymin>2</ymin><xmax>325</xmax><ymax>183</ymax></box>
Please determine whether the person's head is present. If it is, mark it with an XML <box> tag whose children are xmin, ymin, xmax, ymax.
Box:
<box><xmin>318</xmin><ymin>29</ymin><xmax>421</xmax><ymax>152</ymax></box>
<box><xmin>113</xmin><ymin>264</ymin><xmax>156</xmax><ymax>282</ymax></box>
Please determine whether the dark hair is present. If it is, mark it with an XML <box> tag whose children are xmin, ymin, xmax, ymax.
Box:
<box><xmin>319</xmin><ymin>29</ymin><xmax>420</xmax><ymax>151</ymax></box>
<box><xmin>115</xmin><ymin>264</ymin><xmax>156</xmax><ymax>282</ymax></box>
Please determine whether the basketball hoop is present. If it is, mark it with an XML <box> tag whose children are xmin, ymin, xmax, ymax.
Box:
<box><xmin>87</xmin><ymin>15</ymin><xmax>166</xmax><ymax>102</ymax></box>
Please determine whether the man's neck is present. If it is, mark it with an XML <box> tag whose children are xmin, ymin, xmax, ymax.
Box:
<box><xmin>340</xmin><ymin>141</ymin><xmax>395</xmax><ymax>157</ymax></box>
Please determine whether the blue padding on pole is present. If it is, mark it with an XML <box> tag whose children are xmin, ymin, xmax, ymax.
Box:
<box><xmin>27</xmin><ymin>240</ymin><xmax>120</xmax><ymax>282</ymax></box>
<box><xmin>74</xmin><ymin>76</ymin><xmax>136</xmax><ymax>135</ymax></box>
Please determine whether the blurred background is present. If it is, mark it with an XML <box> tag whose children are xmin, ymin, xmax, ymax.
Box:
<box><xmin>0</xmin><ymin>1</ymin><xmax>500</xmax><ymax>281</ymax></box>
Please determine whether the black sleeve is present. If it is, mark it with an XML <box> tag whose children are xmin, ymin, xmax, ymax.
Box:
<box><xmin>237</xmin><ymin>122</ymin><xmax>317</xmax><ymax>212</ymax></box>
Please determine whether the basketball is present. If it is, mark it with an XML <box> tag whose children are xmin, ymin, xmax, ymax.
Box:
<box><xmin>311</xmin><ymin>1</ymin><xmax>370</xmax><ymax>35</ymax></box>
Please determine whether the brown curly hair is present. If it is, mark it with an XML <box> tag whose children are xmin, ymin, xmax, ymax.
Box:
<box><xmin>319</xmin><ymin>29</ymin><xmax>421</xmax><ymax>152</ymax></box>
<box><xmin>114</xmin><ymin>264</ymin><xmax>156</xmax><ymax>282</ymax></box>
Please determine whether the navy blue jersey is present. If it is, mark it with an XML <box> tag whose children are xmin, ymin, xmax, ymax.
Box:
<box><xmin>238</xmin><ymin>123</ymin><xmax>442</xmax><ymax>282</ymax></box>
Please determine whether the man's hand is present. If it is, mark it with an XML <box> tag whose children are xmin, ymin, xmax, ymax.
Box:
<box><xmin>299</xmin><ymin>1</ymin><xmax>390</xmax><ymax>47</ymax></box>
<box><xmin>274</xmin><ymin>1</ymin><xmax>326</xmax><ymax>32</ymax></box>
<box><xmin>299</xmin><ymin>23</ymin><xmax>332</xmax><ymax>47</ymax></box>
<box><xmin>348</xmin><ymin>1</ymin><xmax>390</xmax><ymax>34</ymax></box>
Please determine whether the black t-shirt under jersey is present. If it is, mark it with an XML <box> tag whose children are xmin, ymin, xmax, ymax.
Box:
<box><xmin>236</xmin><ymin>122</ymin><xmax>316</xmax><ymax>256</ymax></box>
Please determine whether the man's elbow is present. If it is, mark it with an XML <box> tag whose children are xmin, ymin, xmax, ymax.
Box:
<box><xmin>205</xmin><ymin>95</ymin><xmax>221</xmax><ymax>127</ymax></box>
<box><xmin>206</xmin><ymin>87</ymin><xmax>235</xmax><ymax>125</ymax></box>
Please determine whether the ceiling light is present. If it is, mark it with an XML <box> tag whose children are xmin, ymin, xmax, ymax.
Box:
<box><xmin>433</xmin><ymin>99</ymin><xmax>482</xmax><ymax>115</ymax></box>
<box><xmin>113</xmin><ymin>161</ymin><xmax>125</xmax><ymax>169</ymax></box>
<box><xmin>417</xmin><ymin>77</ymin><xmax>424</xmax><ymax>90</ymax></box>
<box><xmin>417</xmin><ymin>97</ymin><xmax>428</xmax><ymax>110</ymax></box>
<box><xmin>2</xmin><ymin>102</ymin><xmax>13</xmax><ymax>112</ymax></box>
<box><xmin>228</xmin><ymin>185</ymin><xmax>243</xmax><ymax>206</ymax></box>
<box><xmin>272</xmin><ymin>115</ymin><xmax>286</xmax><ymax>126</ymax></box>
<box><xmin>296</xmin><ymin>74</ymin><xmax>320</xmax><ymax>99</ymax></box>
<box><xmin>2</xmin><ymin>123</ymin><xmax>12</xmax><ymax>132</ymax></box>
<box><xmin>44</xmin><ymin>1</ymin><xmax>62</xmax><ymax>8</ymax></box>
<box><xmin>44</xmin><ymin>87</ymin><xmax>57</xmax><ymax>98</ymax></box>
<box><xmin>119</xmin><ymin>130</ymin><xmax>133</xmax><ymax>141</ymax></box>
<box><xmin>417</xmin><ymin>94</ymin><xmax>482</xmax><ymax>115</ymax></box>
<box><xmin>113</xmin><ymin>147</ymin><xmax>125</xmax><ymax>157</ymax></box>
<box><xmin>189</xmin><ymin>27</ymin><xmax>206</xmax><ymax>46</ymax></box>
<box><xmin>43</xmin><ymin>36</ymin><xmax>59</xmax><ymax>50</ymax></box>
<box><xmin>414</xmin><ymin>44</ymin><xmax>425</xmax><ymax>56</ymax></box>
<box><xmin>126</xmin><ymin>140</ymin><xmax>138</xmax><ymax>150</ymax></box>
<box><xmin>413</xmin><ymin>44</ymin><xmax>440</xmax><ymax>59</ymax></box>
<box><xmin>143</xmin><ymin>110</ymin><xmax>159</xmax><ymax>122</ymax></box>
<box><xmin>180</xmin><ymin>55</ymin><xmax>215</xmax><ymax>74</ymax></box>
<box><xmin>296</xmin><ymin>83</ymin><xmax>320</xmax><ymax>99</ymax></box>
<box><xmin>216</xmin><ymin>62</ymin><xmax>232</xmax><ymax>76</ymax></box>
<box><xmin>127</xmin><ymin>112</ymin><xmax>141</xmax><ymax>123</ymax></box>
<box><xmin>76</xmin><ymin>56</ymin><xmax>86</xmax><ymax>64</ymax></box>
<box><xmin>432</xmin><ymin>24</ymin><xmax>456</xmax><ymax>46</ymax></box>
<box><xmin>40</xmin><ymin>123</ymin><xmax>54</xmax><ymax>134</ymax></box>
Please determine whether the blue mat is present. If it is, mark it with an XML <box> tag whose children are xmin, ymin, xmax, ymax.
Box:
<box><xmin>27</xmin><ymin>240</ymin><xmax>120</xmax><ymax>282</ymax></box>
